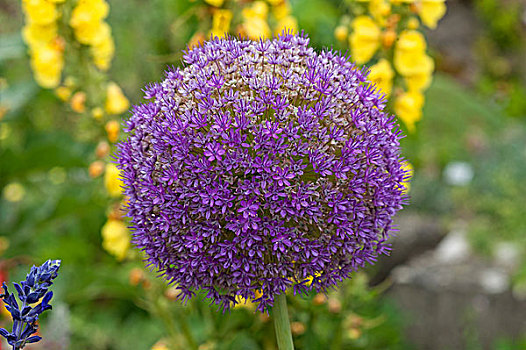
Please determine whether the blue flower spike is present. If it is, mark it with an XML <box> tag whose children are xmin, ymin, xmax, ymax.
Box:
<box><xmin>0</xmin><ymin>259</ymin><xmax>61</xmax><ymax>350</ymax></box>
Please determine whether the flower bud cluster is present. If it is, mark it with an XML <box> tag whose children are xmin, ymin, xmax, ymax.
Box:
<box><xmin>118</xmin><ymin>33</ymin><xmax>407</xmax><ymax>312</ymax></box>
<box><xmin>21</xmin><ymin>0</ymin><xmax>66</xmax><ymax>88</ymax></box>
<box><xmin>70</xmin><ymin>0</ymin><xmax>115</xmax><ymax>71</ymax></box>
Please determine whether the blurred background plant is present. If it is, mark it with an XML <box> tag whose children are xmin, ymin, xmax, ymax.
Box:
<box><xmin>334</xmin><ymin>0</ymin><xmax>446</xmax><ymax>133</ymax></box>
<box><xmin>1</xmin><ymin>0</ymin><xmax>525</xmax><ymax>349</ymax></box>
<box><xmin>474</xmin><ymin>0</ymin><xmax>526</xmax><ymax>118</ymax></box>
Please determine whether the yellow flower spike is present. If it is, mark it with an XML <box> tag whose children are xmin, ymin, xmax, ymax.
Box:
<box><xmin>334</xmin><ymin>25</ymin><xmax>349</xmax><ymax>42</ymax></box>
<box><xmin>403</xmin><ymin>56</ymin><xmax>433</xmax><ymax>91</ymax></box>
<box><xmin>251</xmin><ymin>1</ymin><xmax>269</xmax><ymax>19</ymax></box>
<box><xmin>22</xmin><ymin>23</ymin><xmax>58</xmax><ymax>47</ymax></box>
<box><xmin>349</xmin><ymin>16</ymin><xmax>381</xmax><ymax>64</ymax></box>
<box><xmin>104</xmin><ymin>163</ymin><xmax>123</xmax><ymax>196</ymax></box>
<box><xmin>395</xmin><ymin>30</ymin><xmax>426</xmax><ymax>54</ymax></box>
<box><xmin>210</xmin><ymin>9</ymin><xmax>233</xmax><ymax>38</ymax></box>
<box><xmin>242</xmin><ymin>17</ymin><xmax>271</xmax><ymax>40</ymax></box>
<box><xmin>368</xmin><ymin>59</ymin><xmax>394</xmax><ymax>97</ymax></box>
<box><xmin>30</xmin><ymin>43</ymin><xmax>64</xmax><ymax>88</ymax></box>
<box><xmin>394</xmin><ymin>30</ymin><xmax>434</xmax><ymax>83</ymax></box>
<box><xmin>369</xmin><ymin>0</ymin><xmax>391</xmax><ymax>26</ymax></box>
<box><xmin>72</xmin><ymin>21</ymin><xmax>111</xmax><ymax>46</ymax></box>
<box><xmin>33</xmin><ymin>71</ymin><xmax>61</xmax><ymax>89</ymax></box>
<box><xmin>70</xmin><ymin>91</ymin><xmax>87</xmax><ymax>113</ymax></box>
<box><xmin>55</xmin><ymin>86</ymin><xmax>71</xmax><ymax>101</ymax></box>
<box><xmin>91</xmin><ymin>37</ymin><xmax>115</xmax><ymax>71</ymax></box>
<box><xmin>105</xmin><ymin>82</ymin><xmax>130</xmax><ymax>115</ymax></box>
<box><xmin>204</xmin><ymin>0</ymin><xmax>224</xmax><ymax>7</ymax></box>
<box><xmin>274</xmin><ymin>15</ymin><xmax>298</xmax><ymax>36</ymax></box>
<box><xmin>395</xmin><ymin>50</ymin><xmax>434</xmax><ymax>76</ymax></box>
<box><xmin>105</xmin><ymin>120</ymin><xmax>120</xmax><ymax>143</ymax></box>
<box><xmin>417</xmin><ymin>0</ymin><xmax>446</xmax><ymax>29</ymax></box>
<box><xmin>101</xmin><ymin>219</ymin><xmax>130</xmax><ymax>261</ymax></box>
<box><xmin>400</xmin><ymin>161</ymin><xmax>413</xmax><ymax>194</ymax></box>
<box><xmin>70</xmin><ymin>0</ymin><xmax>109</xmax><ymax>29</ymax></box>
<box><xmin>272</xmin><ymin>1</ymin><xmax>291</xmax><ymax>20</ymax></box>
<box><xmin>90</xmin><ymin>21</ymin><xmax>112</xmax><ymax>45</ymax></box>
<box><xmin>22</xmin><ymin>0</ymin><xmax>58</xmax><ymax>26</ymax></box>
<box><xmin>394</xmin><ymin>90</ymin><xmax>424</xmax><ymax>132</ymax></box>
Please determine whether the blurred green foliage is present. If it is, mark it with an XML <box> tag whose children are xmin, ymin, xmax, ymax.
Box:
<box><xmin>475</xmin><ymin>0</ymin><xmax>523</xmax><ymax>50</ymax></box>
<box><xmin>474</xmin><ymin>0</ymin><xmax>526</xmax><ymax>118</ymax></box>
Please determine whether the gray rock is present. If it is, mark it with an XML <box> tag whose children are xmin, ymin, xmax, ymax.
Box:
<box><xmin>387</xmin><ymin>227</ymin><xmax>526</xmax><ymax>350</ymax></box>
<box><xmin>370</xmin><ymin>213</ymin><xmax>446</xmax><ymax>286</ymax></box>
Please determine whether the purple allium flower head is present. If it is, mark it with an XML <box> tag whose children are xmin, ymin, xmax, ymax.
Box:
<box><xmin>118</xmin><ymin>32</ymin><xmax>408</xmax><ymax>312</ymax></box>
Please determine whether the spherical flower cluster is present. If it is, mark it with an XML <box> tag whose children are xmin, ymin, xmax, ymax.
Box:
<box><xmin>70</xmin><ymin>0</ymin><xmax>115</xmax><ymax>71</ymax></box>
<box><xmin>336</xmin><ymin>0</ymin><xmax>446</xmax><ymax>132</ymax></box>
<box><xmin>118</xmin><ymin>33</ymin><xmax>407</xmax><ymax>312</ymax></box>
<box><xmin>21</xmin><ymin>0</ymin><xmax>65</xmax><ymax>88</ymax></box>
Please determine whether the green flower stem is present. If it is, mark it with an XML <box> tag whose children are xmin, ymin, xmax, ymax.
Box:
<box><xmin>273</xmin><ymin>293</ymin><xmax>295</xmax><ymax>350</ymax></box>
